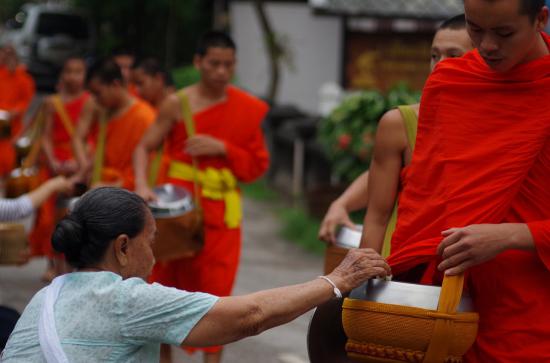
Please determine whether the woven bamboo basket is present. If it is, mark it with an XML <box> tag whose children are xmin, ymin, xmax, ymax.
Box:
<box><xmin>343</xmin><ymin>275</ymin><xmax>479</xmax><ymax>363</ymax></box>
<box><xmin>0</xmin><ymin>224</ymin><xmax>28</xmax><ymax>265</ymax></box>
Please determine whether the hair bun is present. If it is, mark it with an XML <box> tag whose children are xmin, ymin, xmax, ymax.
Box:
<box><xmin>52</xmin><ymin>216</ymin><xmax>86</xmax><ymax>265</ymax></box>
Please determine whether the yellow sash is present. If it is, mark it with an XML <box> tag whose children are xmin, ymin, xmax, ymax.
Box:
<box><xmin>380</xmin><ymin>105</ymin><xmax>418</xmax><ymax>258</ymax></box>
<box><xmin>91</xmin><ymin>113</ymin><xmax>107</xmax><ymax>185</ymax></box>
<box><xmin>51</xmin><ymin>95</ymin><xmax>75</xmax><ymax>136</ymax></box>
<box><xmin>168</xmin><ymin>161</ymin><xmax>241</xmax><ymax>229</ymax></box>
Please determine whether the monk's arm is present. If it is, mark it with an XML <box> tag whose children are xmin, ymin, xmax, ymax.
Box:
<box><xmin>360</xmin><ymin>110</ymin><xmax>408</xmax><ymax>252</ymax></box>
<box><xmin>182</xmin><ymin>248</ymin><xmax>390</xmax><ymax>347</ymax></box>
<box><xmin>319</xmin><ymin>170</ymin><xmax>369</xmax><ymax>243</ymax></box>
<box><xmin>334</xmin><ymin>170</ymin><xmax>370</xmax><ymax>212</ymax></box>
<box><xmin>133</xmin><ymin>95</ymin><xmax>177</xmax><ymax>192</ymax></box>
<box><xmin>41</xmin><ymin>98</ymin><xmax>57</xmax><ymax>170</ymax></box>
<box><xmin>223</xmin><ymin>107</ymin><xmax>270</xmax><ymax>182</ymax></box>
<box><xmin>72</xmin><ymin>98</ymin><xmax>96</xmax><ymax>176</ymax></box>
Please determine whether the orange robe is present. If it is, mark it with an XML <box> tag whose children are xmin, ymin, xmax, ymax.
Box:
<box><xmin>99</xmin><ymin>99</ymin><xmax>155</xmax><ymax>190</ymax></box>
<box><xmin>51</xmin><ymin>92</ymin><xmax>90</xmax><ymax>161</ymax></box>
<box><xmin>150</xmin><ymin>85</ymin><xmax>269</xmax><ymax>354</ymax></box>
<box><xmin>0</xmin><ymin>66</ymin><xmax>35</xmax><ymax>176</ymax></box>
<box><xmin>30</xmin><ymin>92</ymin><xmax>92</xmax><ymax>257</ymax></box>
<box><xmin>387</xmin><ymin>33</ymin><xmax>550</xmax><ymax>362</ymax></box>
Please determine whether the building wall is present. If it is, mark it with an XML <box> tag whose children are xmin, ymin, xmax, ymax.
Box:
<box><xmin>230</xmin><ymin>1</ymin><xmax>341</xmax><ymax>114</ymax></box>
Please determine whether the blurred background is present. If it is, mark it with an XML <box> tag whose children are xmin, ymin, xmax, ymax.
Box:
<box><xmin>3</xmin><ymin>1</ymin><xmax>548</xmax><ymax>361</ymax></box>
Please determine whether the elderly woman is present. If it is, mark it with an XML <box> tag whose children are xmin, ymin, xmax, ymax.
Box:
<box><xmin>1</xmin><ymin>188</ymin><xmax>390</xmax><ymax>362</ymax></box>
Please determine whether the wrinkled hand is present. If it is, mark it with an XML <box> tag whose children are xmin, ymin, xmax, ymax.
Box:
<box><xmin>318</xmin><ymin>201</ymin><xmax>357</xmax><ymax>244</ymax></box>
<box><xmin>328</xmin><ymin>248</ymin><xmax>391</xmax><ymax>293</ymax></box>
<box><xmin>437</xmin><ymin>224</ymin><xmax>519</xmax><ymax>276</ymax></box>
<box><xmin>135</xmin><ymin>184</ymin><xmax>158</xmax><ymax>202</ymax></box>
<box><xmin>185</xmin><ymin>135</ymin><xmax>226</xmax><ymax>157</ymax></box>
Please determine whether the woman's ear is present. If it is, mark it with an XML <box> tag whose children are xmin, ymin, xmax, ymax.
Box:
<box><xmin>114</xmin><ymin>234</ymin><xmax>130</xmax><ymax>266</ymax></box>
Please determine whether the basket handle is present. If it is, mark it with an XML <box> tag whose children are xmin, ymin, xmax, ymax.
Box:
<box><xmin>422</xmin><ymin>274</ymin><xmax>465</xmax><ymax>363</ymax></box>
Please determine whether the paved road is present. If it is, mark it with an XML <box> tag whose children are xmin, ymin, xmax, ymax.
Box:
<box><xmin>0</xmin><ymin>197</ymin><xmax>324</xmax><ymax>363</ymax></box>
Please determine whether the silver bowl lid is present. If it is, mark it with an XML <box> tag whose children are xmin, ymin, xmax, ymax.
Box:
<box><xmin>148</xmin><ymin>184</ymin><xmax>194</xmax><ymax>218</ymax></box>
<box><xmin>349</xmin><ymin>278</ymin><xmax>474</xmax><ymax>312</ymax></box>
<box><xmin>0</xmin><ymin>109</ymin><xmax>10</xmax><ymax>121</ymax></box>
<box><xmin>335</xmin><ymin>225</ymin><xmax>362</xmax><ymax>249</ymax></box>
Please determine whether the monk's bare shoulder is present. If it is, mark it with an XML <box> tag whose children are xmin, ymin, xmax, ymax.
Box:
<box><xmin>158</xmin><ymin>93</ymin><xmax>182</xmax><ymax>122</ymax></box>
<box><xmin>375</xmin><ymin>108</ymin><xmax>409</xmax><ymax>152</ymax></box>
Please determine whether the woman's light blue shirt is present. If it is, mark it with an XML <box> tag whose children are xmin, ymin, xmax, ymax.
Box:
<box><xmin>1</xmin><ymin>271</ymin><xmax>218</xmax><ymax>362</ymax></box>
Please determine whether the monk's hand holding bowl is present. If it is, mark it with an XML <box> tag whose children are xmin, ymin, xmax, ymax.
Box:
<box><xmin>328</xmin><ymin>248</ymin><xmax>391</xmax><ymax>292</ymax></box>
<box><xmin>135</xmin><ymin>184</ymin><xmax>158</xmax><ymax>202</ymax></box>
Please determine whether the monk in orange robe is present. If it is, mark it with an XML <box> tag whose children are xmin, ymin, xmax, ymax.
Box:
<box><xmin>133</xmin><ymin>32</ymin><xmax>269</xmax><ymax>363</ymax></box>
<box><xmin>73</xmin><ymin>58</ymin><xmax>155</xmax><ymax>190</ymax></box>
<box><xmin>0</xmin><ymin>44</ymin><xmax>35</xmax><ymax>177</ymax></box>
<box><xmin>132</xmin><ymin>58</ymin><xmax>176</xmax><ymax>185</ymax></box>
<box><xmin>30</xmin><ymin>57</ymin><xmax>92</xmax><ymax>279</ymax></box>
<box><xmin>113</xmin><ymin>48</ymin><xmax>140</xmax><ymax>97</ymax></box>
<box><xmin>382</xmin><ymin>1</ymin><xmax>550</xmax><ymax>362</ymax></box>
<box><xmin>43</xmin><ymin>57</ymin><xmax>92</xmax><ymax>177</ymax></box>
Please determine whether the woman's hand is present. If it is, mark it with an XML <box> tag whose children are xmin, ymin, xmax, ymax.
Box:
<box><xmin>328</xmin><ymin>248</ymin><xmax>391</xmax><ymax>293</ymax></box>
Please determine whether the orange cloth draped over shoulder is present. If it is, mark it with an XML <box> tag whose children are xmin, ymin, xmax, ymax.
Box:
<box><xmin>150</xmin><ymin>85</ymin><xmax>269</xmax><ymax>354</ymax></box>
<box><xmin>100</xmin><ymin>99</ymin><xmax>155</xmax><ymax>190</ymax></box>
<box><xmin>52</xmin><ymin>92</ymin><xmax>90</xmax><ymax>161</ymax></box>
<box><xmin>29</xmin><ymin>92</ymin><xmax>92</xmax><ymax>258</ymax></box>
<box><xmin>386</xmin><ymin>33</ymin><xmax>550</xmax><ymax>363</ymax></box>
<box><xmin>0</xmin><ymin>65</ymin><xmax>35</xmax><ymax>176</ymax></box>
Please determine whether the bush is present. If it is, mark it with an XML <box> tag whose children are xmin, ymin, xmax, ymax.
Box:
<box><xmin>318</xmin><ymin>84</ymin><xmax>421</xmax><ymax>183</ymax></box>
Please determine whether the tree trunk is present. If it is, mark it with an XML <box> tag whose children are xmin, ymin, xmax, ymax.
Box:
<box><xmin>253</xmin><ymin>0</ymin><xmax>281</xmax><ymax>103</ymax></box>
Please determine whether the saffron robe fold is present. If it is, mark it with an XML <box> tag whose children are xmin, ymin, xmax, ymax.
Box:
<box><xmin>99</xmin><ymin>99</ymin><xmax>155</xmax><ymax>190</ymax></box>
<box><xmin>150</xmin><ymin>85</ymin><xmax>269</xmax><ymax>354</ymax></box>
<box><xmin>51</xmin><ymin>92</ymin><xmax>90</xmax><ymax>161</ymax></box>
<box><xmin>386</xmin><ymin>33</ymin><xmax>550</xmax><ymax>363</ymax></box>
<box><xmin>0</xmin><ymin>66</ymin><xmax>35</xmax><ymax>176</ymax></box>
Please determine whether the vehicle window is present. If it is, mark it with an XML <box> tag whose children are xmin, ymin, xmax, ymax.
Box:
<box><xmin>36</xmin><ymin>13</ymin><xmax>89</xmax><ymax>39</ymax></box>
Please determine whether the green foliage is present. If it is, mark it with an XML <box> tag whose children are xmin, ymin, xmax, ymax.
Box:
<box><xmin>241</xmin><ymin>180</ymin><xmax>324</xmax><ymax>255</ymax></box>
<box><xmin>278</xmin><ymin>207</ymin><xmax>324</xmax><ymax>255</ymax></box>
<box><xmin>318</xmin><ymin>91</ymin><xmax>385</xmax><ymax>183</ymax></box>
<box><xmin>318</xmin><ymin>84</ymin><xmax>421</xmax><ymax>183</ymax></box>
<box><xmin>386</xmin><ymin>82</ymin><xmax>423</xmax><ymax>110</ymax></box>
<box><xmin>70</xmin><ymin>0</ymin><xmax>212</xmax><ymax>66</ymax></box>
<box><xmin>172</xmin><ymin>65</ymin><xmax>201</xmax><ymax>89</ymax></box>
<box><xmin>240</xmin><ymin>179</ymin><xmax>277</xmax><ymax>202</ymax></box>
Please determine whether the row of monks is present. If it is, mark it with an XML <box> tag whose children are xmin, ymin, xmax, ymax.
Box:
<box><xmin>0</xmin><ymin>46</ymin><xmax>165</xmax><ymax>278</ymax></box>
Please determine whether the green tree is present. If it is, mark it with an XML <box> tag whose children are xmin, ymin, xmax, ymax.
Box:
<box><xmin>71</xmin><ymin>0</ymin><xmax>213</xmax><ymax>67</ymax></box>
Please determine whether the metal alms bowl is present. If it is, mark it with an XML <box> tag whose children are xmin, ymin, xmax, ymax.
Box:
<box><xmin>335</xmin><ymin>225</ymin><xmax>362</xmax><ymax>249</ymax></box>
<box><xmin>349</xmin><ymin>278</ymin><xmax>474</xmax><ymax>312</ymax></box>
<box><xmin>148</xmin><ymin>184</ymin><xmax>194</xmax><ymax>219</ymax></box>
<box><xmin>0</xmin><ymin>109</ymin><xmax>11</xmax><ymax>139</ymax></box>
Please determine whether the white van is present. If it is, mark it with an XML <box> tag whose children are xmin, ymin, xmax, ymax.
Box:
<box><xmin>0</xmin><ymin>3</ymin><xmax>95</xmax><ymax>89</ymax></box>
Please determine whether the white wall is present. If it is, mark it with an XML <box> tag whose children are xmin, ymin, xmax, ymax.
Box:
<box><xmin>230</xmin><ymin>1</ymin><xmax>341</xmax><ymax>114</ymax></box>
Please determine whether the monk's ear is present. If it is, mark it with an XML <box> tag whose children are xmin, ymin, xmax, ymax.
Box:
<box><xmin>535</xmin><ymin>6</ymin><xmax>549</xmax><ymax>31</ymax></box>
<box><xmin>114</xmin><ymin>234</ymin><xmax>130</xmax><ymax>266</ymax></box>
<box><xmin>193</xmin><ymin>55</ymin><xmax>202</xmax><ymax>70</ymax></box>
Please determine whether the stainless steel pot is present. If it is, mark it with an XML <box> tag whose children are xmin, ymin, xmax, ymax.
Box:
<box><xmin>148</xmin><ymin>184</ymin><xmax>195</xmax><ymax>218</ymax></box>
<box><xmin>335</xmin><ymin>225</ymin><xmax>362</xmax><ymax>249</ymax></box>
<box><xmin>350</xmin><ymin>278</ymin><xmax>475</xmax><ymax>312</ymax></box>
<box><xmin>0</xmin><ymin>109</ymin><xmax>11</xmax><ymax>139</ymax></box>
